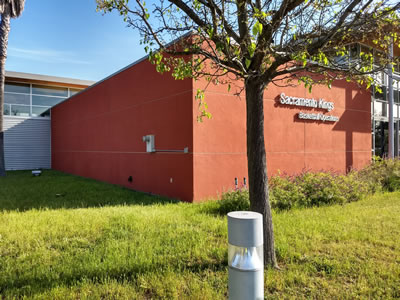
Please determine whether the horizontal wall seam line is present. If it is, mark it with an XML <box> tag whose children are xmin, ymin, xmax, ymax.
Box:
<box><xmin>194</xmin><ymin>150</ymin><xmax>371</xmax><ymax>154</ymax></box>
<box><xmin>193</xmin><ymin>152</ymin><xmax>246</xmax><ymax>155</ymax></box>
<box><xmin>269</xmin><ymin>151</ymin><xmax>372</xmax><ymax>153</ymax></box>
<box><xmin>54</xmin><ymin>150</ymin><xmax>371</xmax><ymax>155</ymax></box>
<box><xmin>53</xmin><ymin>150</ymin><xmax>192</xmax><ymax>155</ymax></box>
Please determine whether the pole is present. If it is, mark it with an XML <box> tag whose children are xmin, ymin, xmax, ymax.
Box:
<box><xmin>396</xmin><ymin>121</ymin><xmax>399</xmax><ymax>157</ymax></box>
<box><xmin>388</xmin><ymin>37</ymin><xmax>394</xmax><ymax>158</ymax></box>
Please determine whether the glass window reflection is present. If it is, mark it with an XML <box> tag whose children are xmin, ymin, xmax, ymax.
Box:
<box><xmin>374</xmin><ymin>101</ymin><xmax>383</xmax><ymax>117</ymax></box>
<box><xmin>5</xmin><ymin>82</ymin><xmax>30</xmax><ymax>94</ymax></box>
<box><xmin>4</xmin><ymin>93</ymin><xmax>30</xmax><ymax>105</ymax></box>
<box><xmin>10</xmin><ymin>105</ymin><xmax>30</xmax><ymax>116</ymax></box>
<box><xmin>32</xmin><ymin>106</ymin><xmax>51</xmax><ymax>117</ymax></box>
<box><xmin>32</xmin><ymin>85</ymin><xmax>68</xmax><ymax>97</ymax></box>
<box><xmin>3</xmin><ymin>104</ymin><xmax>10</xmax><ymax>115</ymax></box>
<box><xmin>32</xmin><ymin>95</ymin><xmax>64</xmax><ymax>106</ymax></box>
<box><xmin>3</xmin><ymin>81</ymin><xmax>68</xmax><ymax>117</ymax></box>
<box><xmin>70</xmin><ymin>89</ymin><xmax>81</xmax><ymax>96</ymax></box>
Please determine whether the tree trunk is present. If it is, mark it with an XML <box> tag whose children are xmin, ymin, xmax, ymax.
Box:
<box><xmin>0</xmin><ymin>10</ymin><xmax>11</xmax><ymax>177</ymax></box>
<box><xmin>245</xmin><ymin>77</ymin><xmax>278</xmax><ymax>268</ymax></box>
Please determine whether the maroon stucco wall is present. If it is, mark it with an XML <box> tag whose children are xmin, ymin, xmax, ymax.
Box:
<box><xmin>52</xmin><ymin>59</ymin><xmax>194</xmax><ymax>201</ymax></box>
<box><xmin>52</xmin><ymin>59</ymin><xmax>371</xmax><ymax>202</ymax></box>
<box><xmin>191</xmin><ymin>78</ymin><xmax>371</xmax><ymax>201</ymax></box>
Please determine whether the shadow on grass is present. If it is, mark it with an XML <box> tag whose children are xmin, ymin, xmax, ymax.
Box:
<box><xmin>0</xmin><ymin>259</ymin><xmax>228</xmax><ymax>297</ymax></box>
<box><xmin>0</xmin><ymin>170</ymin><xmax>178</xmax><ymax>212</ymax></box>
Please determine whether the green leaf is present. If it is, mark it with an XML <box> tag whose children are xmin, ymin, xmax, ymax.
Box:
<box><xmin>207</xmin><ymin>27</ymin><xmax>214</xmax><ymax>39</ymax></box>
<box><xmin>248</xmin><ymin>43</ymin><xmax>256</xmax><ymax>57</ymax></box>
<box><xmin>245</xmin><ymin>58</ymin><xmax>251</xmax><ymax>69</ymax></box>
<box><xmin>252</xmin><ymin>21</ymin><xmax>263</xmax><ymax>37</ymax></box>
<box><xmin>195</xmin><ymin>89</ymin><xmax>204</xmax><ymax>101</ymax></box>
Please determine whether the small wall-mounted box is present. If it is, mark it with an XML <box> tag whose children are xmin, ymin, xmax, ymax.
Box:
<box><xmin>142</xmin><ymin>135</ymin><xmax>156</xmax><ymax>153</ymax></box>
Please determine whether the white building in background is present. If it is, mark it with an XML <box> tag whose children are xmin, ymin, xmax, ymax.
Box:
<box><xmin>3</xmin><ymin>71</ymin><xmax>94</xmax><ymax>170</ymax></box>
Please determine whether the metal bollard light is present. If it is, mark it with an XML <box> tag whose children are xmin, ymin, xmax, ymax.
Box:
<box><xmin>228</xmin><ymin>211</ymin><xmax>264</xmax><ymax>300</ymax></box>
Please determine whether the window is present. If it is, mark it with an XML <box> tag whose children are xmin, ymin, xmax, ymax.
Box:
<box><xmin>10</xmin><ymin>105</ymin><xmax>30</xmax><ymax>117</ymax></box>
<box><xmin>32</xmin><ymin>106</ymin><xmax>51</xmax><ymax>117</ymax></box>
<box><xmin>4</xmin><ymin>93</ymin><xmax>30</xmax><ymax>105</ymax></box>
<box><xmin>3</xmin><ymin>81</ymin><xmax>74</xmax><ymax>117</ymax></box>
<box><xmin>69</xmin><ymin>88</ymin><xmax>81</xmax><ymax>96</ymax></box>
<box><xmin>349</xmin><ymin>44</ymin><xmax>359</xmax><ymax>68</ymax></box>
<box><xmin>394</xmin><ymin>80</ymin><xmax>399</xmax><ymax>104</ymax></box>
<box><xmin>32</xmin><ymin>85</ymin><xmax>68</xmax><ymax>97</ymax></box>
<box><xmin>3</xmin><ymin>104</ymin><xmax>10</xmax><ymax>115</ymax></box>
<box><xmin>5</xmin><ymin>82</ymin><xmax>30</xmax><ymax>94</ymax></box>
<box><xmin>32</xmin><ymin>95</ymin><xmax>64</xmax><ymax>107</ymax></box>
<box><xmin>4</xmin><ymin>82</ymin><xmax>31</xmax><ymax>117</ymax></box>
<box><xmin>374</xmin><ymin>101</ymin><xmax>387</xmax><ymax>117</ymax></box>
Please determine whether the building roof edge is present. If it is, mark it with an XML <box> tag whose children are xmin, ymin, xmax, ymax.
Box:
<box><xmin>5</xmin><ymin>70</ymin><xmax>96</xmax><ymax>86</ymax></box>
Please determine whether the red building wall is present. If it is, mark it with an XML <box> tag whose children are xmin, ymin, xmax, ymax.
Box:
<box><xmin>192</xmin><ymin>78</ymin><xmax>371</xmax><ymax>201</ymax></box>
<box><xmin>52</xmin><ymin>59</ymin><xmax>194</xmax><ymax>201</ymax></box>
<box><xmin>52</xmin><ymin>58</ymin><xmax>371</xmax><ymax>203</ymax></box>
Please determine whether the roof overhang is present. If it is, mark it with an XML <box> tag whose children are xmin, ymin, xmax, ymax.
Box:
<box><xmin>5</xmin><ymin>71</ymin><xmax>96</xmax><ymax>88</ymax></box>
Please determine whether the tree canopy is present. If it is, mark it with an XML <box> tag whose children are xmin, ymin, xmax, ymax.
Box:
<box><xmin>0</xmin><ymin>0</ymin><xmax>25</xmax><ymax>18</ymax></box>
<box><xmin>97</xmin><ymin>0</ymin><xmax>400</xmax><ymax>91</ymax></box>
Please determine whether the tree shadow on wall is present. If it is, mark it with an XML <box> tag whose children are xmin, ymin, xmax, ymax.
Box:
<box><xmin>0</xmin><ymin>170</ymin><xmax>178</xmax><ymax>212</ymax></box>
<box><xmin>272</xmin><ymin>80</ymin><xmax>371</xmax><ymax>172</ymax></box>
<box><xmin>332</xmin><ymin>81</ymin><xmax>371</xmax><ymax>172</ymax></box>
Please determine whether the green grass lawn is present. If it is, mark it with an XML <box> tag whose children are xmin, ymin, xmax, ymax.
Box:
<box><xmin>0</xmin><ymin>170</ymin><xmax>399</xmax><ymax>299</ymax></box>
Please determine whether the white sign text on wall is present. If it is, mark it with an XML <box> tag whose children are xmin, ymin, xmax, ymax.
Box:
<box><xmin>279</xmin><ymin>93</ymin><xmax>339</xmax><ymax>122</ymax></box>
<box><xmin>280</xmin><ymin>93</ymin><xmax>335</xmax><ymax>111</ymax></box>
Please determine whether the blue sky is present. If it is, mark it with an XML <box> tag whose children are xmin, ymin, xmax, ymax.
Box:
<box><xmin>6</xmin><ymin>0</ymin><xmax>146</xmax><ymax>81</ymax></box>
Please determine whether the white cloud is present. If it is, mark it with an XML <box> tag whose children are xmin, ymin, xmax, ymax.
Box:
<box><xmin>8</xmin><ymin>47</ymin><xmax>91</xmax><ymax>65</ymax></box>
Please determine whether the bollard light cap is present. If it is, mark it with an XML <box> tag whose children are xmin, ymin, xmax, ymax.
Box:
<box><xmin>227</xmin><ymin>211</ymin><xmax>263</xmax><ymax>247</ymax></box>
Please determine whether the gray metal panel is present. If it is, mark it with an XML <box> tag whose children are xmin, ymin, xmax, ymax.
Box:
<box><xmin>3</xmin><ymin>116</ymin><xmax>51</xmax><ymax>170</ymax></box>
